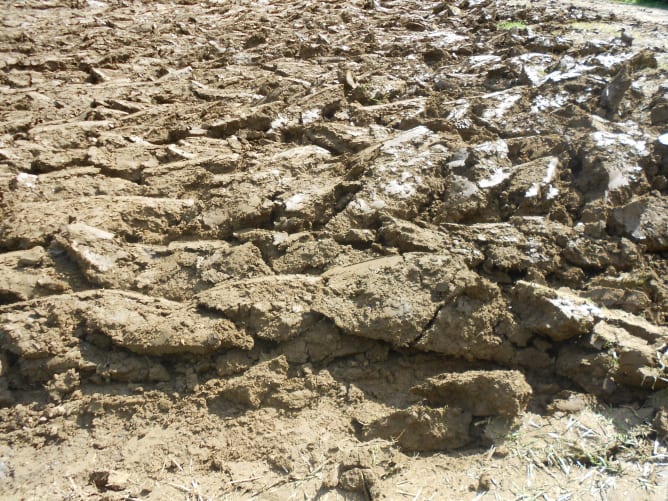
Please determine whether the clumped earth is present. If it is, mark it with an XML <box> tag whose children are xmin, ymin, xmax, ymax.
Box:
<box><xmin>1</xmin><ymin>0</ymin><xmax>668</xmax><ymax>499</ymax></box>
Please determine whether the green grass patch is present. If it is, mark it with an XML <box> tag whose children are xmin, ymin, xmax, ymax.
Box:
<box><xmin>616</xmin><ymin>0</ymin><xmax>668</xmax><ymax>10</ymax></box>
<box><xmin>496</xmin><ymin>20</ymin><xmax>527</xmax><ymax>30</ymax></box>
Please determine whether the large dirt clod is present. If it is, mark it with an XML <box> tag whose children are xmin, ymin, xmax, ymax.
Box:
<box><xmin>610</xmin><ymin>195</ymin><xmax>668</xmax><ymax>251</ymax></box>
<box><xmin>362</xmin><ymin>405</ymin><xmax>472</xmax><ymax>452</ymax></box>
<box><xmin>197</xmin><ymin>275</ymin><xmax>322</xmax><ymax>342</ymax></box>
<box><xmin>313</xmin><ymin>253</ymin><xmax>470</xmax><ymax>347</ymax></box>
<box><xmin>412</xmin><ymin>370</ymin><xmax>533</xmax><ymax>418</ymax></box>
<box><xmin>0</xmin><ymin>290</ymin><xmax>253</xmax><ymax>383</ymax></box>
<box><xmin>512</xmin><ymin>281</ymin><xmax>602</xmax><ymax>341</ymax></box>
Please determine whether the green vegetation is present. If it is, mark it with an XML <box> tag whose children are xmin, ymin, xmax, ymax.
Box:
<box><xmin>617</xmin><ymin>0</ymin><xmax>668</xmax><ymax>9</ymax></box>
<box><xmin>496</xmin><ymin>20</ymin><xmax>527</xmax><ymax>30</ymax></box>
<box><xmin>583</xmin><ymin>453</ymin><xmax>624</xmax><ymax>475</ymax></box>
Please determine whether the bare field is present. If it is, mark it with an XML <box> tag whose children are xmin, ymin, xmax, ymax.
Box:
<box><xmin>1</xmin><ymin>0</ymin><xmax>667</xmax><ymax>499</ymax></box>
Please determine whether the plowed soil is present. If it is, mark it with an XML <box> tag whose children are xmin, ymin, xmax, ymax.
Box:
<box><xmin>1</xmin><ymin>0</ymin><xmax>668</xmax><ymax>499</ymax></box>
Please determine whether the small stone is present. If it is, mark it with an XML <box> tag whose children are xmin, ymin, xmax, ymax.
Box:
<box><xmin>106</xmin><ymin>470</ymin><xmax>129</xmax><ymax>491</ymax></box>
<box><xmin>321</xmin><ymin>464</ymin><xmax>340</xmax><ymax>489</ymax></box>
<box><xmin>653</xmin><ymin>408</ymin><xmax>668</xmax><ymax>438</ymax></box>
<box><xmin>547</xmin><ymin>392</ymin><xmax>595</xmax><ymax>414</ymax></box>
<box><xmin>17</xmin><ymin>246</ymin><xmax>46</xmax><ymax>266</ymax></box>
<box><xmin>338</xmin><ymin>467</ymin><xmax>376</xmax><ymax>494</ymax></box>
<box><xmin>492</xmin><ymin>445</ymin><xmax>510</xmax><ymax>458</ymax></box>
<box><xmin>90</xmin><ymin>469</ymin><xmax>129</xmax><ymax>491</ymax></box>
<box><xmin>346</xmin><ymin>384</ymin><xmax>365</xmax><ymax>403</ymax></box>
<box><xmin>478</xmin><ymin>472</ymin><xmax>495</xmax><ymax>491</ymax></box>
<box><xmin>599</xmin><ymin>65</ymin><xmax>631</xmax><ymax>117</ymax></box>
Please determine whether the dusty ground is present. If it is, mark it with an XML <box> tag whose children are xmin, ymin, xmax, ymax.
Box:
<box><xmin>1</xmin><ymin>0</ymin><xmax>668</xmax><ymax>499</ymax></box>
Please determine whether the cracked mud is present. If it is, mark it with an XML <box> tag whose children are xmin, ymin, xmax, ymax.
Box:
<box><xmin>1</xmin><ymin>0</ymin><xmax>668</xmax><ymax>499</ymax></box>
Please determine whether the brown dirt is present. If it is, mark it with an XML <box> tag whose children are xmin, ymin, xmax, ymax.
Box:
<box><xmin>1</xmin><ymin>0</ymin><xmax>668</xmax><ymax>499</ymax></box>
